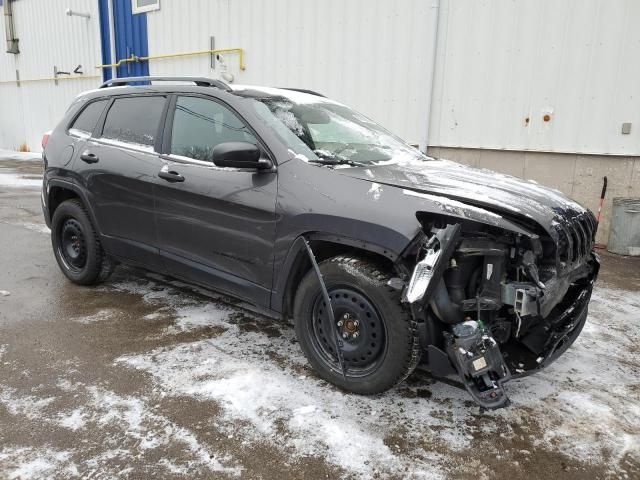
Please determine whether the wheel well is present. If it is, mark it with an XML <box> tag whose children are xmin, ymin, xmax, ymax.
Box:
<box><xmin>282</xmin><ymin>240</ymin><xmax>395</xmax><ymax>319</ymax></box>
<box><xmin>48</xmin><ymin>186</ymin><xmax>80</xmax><ymax>220</ymax></box>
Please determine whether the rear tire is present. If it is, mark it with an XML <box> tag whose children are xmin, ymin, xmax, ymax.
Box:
<box><xmin>293</xmin><ymin>255</ymin><xmax>420</xmax><ymax>394</ymax></box>
<box><xmin>51</xmin><ymin>199</ymin><xmax>113</xmax><ymax>285</ymax></box>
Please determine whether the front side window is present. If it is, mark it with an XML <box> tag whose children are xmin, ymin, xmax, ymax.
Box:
<box><xmin>69</xmin><ymin>99</ymin><xmax>108</xmax><ymax>136</ymax></box>
<box><xmin>101</xmin><ymin>96</ymin><xmax>166</xmax><ymax>148</ymax></box>
<box><xmin>170</xmin><ymin>96</ymin><xmax>257</xmax><ymax>162</ymax></box>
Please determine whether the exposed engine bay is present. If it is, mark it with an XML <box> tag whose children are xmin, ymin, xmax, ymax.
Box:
<box><xmin>402</xmin><ymin>215</ymin><xmax>600</xmax><ymax>409</ymax></box>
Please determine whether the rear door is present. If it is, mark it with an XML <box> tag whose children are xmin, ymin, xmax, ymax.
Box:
<box><xmin>66</xmin><ymin>98</ymin><xmax>110</xmax><ymax>164</ymax></box>
<box><xmin>73</xmin><ymin>94</ymin><xmax>168</xmax><ymax>266</ymax></box>
<box><xmin>154</xmin><ymin>94</ymin><xmax>278</xmax><ymax>306</ymax></box>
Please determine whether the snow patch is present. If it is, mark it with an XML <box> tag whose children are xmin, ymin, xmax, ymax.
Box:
<box><xmin>0</xmin><ymin>447</ymin><xmax>78</xmax><ymax>480</ymax></box>
<box><xmin>171</xmin><ymin>304</ymin><xmax>231</xmax><ymax>332</ymax></box>
<box><xmin>74</xmin><ymin>308</ymin><xmax>120</xmax><ymax>324</ymax></box>
<box><xmin>403</xmin><ymin>188</ymin><xmax>502</xmax><ymax>219</ymax></box>
<box><xmin>86</xmin><ymin>387</ymin><xmax>241</xmax><ymax>475</ymax></box>
<box><xmin>0</xmin><ymin>387</ymin><xmax>56</xmax><ymax>420</ymax></box>
<box><xmin>58</xmin><ymin>408</ymin><xmax>87</xmax><ymax>431</ymax></box>
<box><xmin>367</xmin><ymin>182</ymin><xmax>383</xmax><ymax>201</ymax></box>
<box><xmin>0</xmin><ymin>173</ymin><xmax>42</xmax><ymax>188</ymax></box>
<box><xmin>20</xmin><ymin>223</ymin><xmax>50</xmax><ymax>235</ymax></box>
<box><xmin>0</xmin><ymin>149</ymin><xmax>42</xmax><ymax>161</ymax></box>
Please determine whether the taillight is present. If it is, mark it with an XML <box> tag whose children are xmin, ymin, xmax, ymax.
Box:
<box><xmin>42</xmin><ymin>131</ymin><xmax>51</xmax><ymax>149</ymax></box>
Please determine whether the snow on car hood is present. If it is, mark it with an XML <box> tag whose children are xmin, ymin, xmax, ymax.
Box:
<box><xmin>337</xmin><ymin>158</ymin><xmax>589</xmax><ymax>233</ymax></box>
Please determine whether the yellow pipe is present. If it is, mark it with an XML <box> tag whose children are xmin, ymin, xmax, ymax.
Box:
<box><xmin>0</xmin><ymin>75</ymin><xmax>101</xmax><ymax>86</ymax></box>
<box><xmin>96</xmin><ymin>47</ymin><xmax>245</xmax><ymax>70</ymax></box>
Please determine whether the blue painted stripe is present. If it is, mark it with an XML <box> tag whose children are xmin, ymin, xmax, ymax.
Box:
<box><xmin>97</xmin><ymin>0</ymin><xmax>112</xmax><ymax>82</ymax></box>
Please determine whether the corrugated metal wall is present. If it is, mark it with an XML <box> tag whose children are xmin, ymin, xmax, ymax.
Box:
<box><xmin>0</xmin><ymin>0</ymin><xmax>102</xmax><ymax>150</ymax></box>
<box><xmin>429</xmin><ymin>0</ymin><xmax>640</xmax><ymax>156</ymax></box>
<box><xmin>1</xmin><ymin>0</ymin><xmax>638</xmax><ymax>157</ymax></box>
<box><xmin>144</xmin><ymin>0</ymin><xmax>437</xmax><ymax>149</ymax></box>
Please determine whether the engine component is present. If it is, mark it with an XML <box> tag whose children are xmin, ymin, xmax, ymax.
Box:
<box><xmin>501</xmin><ymin>282</ymin><xmax>539</xmax><ymax>317</ymax></box>
<box><xmin>429</xmin><ymin>279</ymin><xmax>463</xmax><ymax>324</ymax></box>
<box><xmin>446</xmin><ymin>320</ymin><xmax>511</xmax><ymax>409</ymax></box>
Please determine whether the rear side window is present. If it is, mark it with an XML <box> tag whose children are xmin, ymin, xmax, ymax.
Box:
<box><xmin>170</xmin><ymin>96</ymin><xmax>257</xmax><ymax>162</ymax></box>
<box><xmin>101</xmin><ymin>96</ymin><xmax>166</xmax><ymax>148</ymax></box>
<box><xmin>69</xmin><ymin>100</ymin><xmax>108</xmax><ymax>135</ymax></box>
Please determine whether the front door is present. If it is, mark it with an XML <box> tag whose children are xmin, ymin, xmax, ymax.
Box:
<box><xmin>154</xmin><ymin>95</ymin><xmax>278</xmax><ymax>306</ymax></box>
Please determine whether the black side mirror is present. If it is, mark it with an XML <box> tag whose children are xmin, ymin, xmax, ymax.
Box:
<box><xmin>212</xmin><ymin>142</ymin><xmax>272</xmax><ymax>170</ymax></box>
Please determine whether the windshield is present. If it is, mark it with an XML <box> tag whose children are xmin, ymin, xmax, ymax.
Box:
<box><xmin>237</xmin><ymin>87</ymin><xmax>429</xmax><ymax>166</ymax></box>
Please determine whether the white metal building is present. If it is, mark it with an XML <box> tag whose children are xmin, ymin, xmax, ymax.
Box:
<box><xmin>1</xmin><ymin>0</ymin><xmax>639</xmax><ymax>243</ymax></box>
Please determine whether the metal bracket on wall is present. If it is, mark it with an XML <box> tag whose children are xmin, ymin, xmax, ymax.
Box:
<box><xmin>210</xmin><ymin>36</ymin><xmax>215</xmax><ymax>69</ymax></box>
<box><xmin>53</xmin><ymin>66</ymin><xmax>71</xmax><ymax>86</ymax></box>
<box><xmin>15</xmin><ymin>69</ymin><xmax>20</xmax><ymax>87</ymax></box>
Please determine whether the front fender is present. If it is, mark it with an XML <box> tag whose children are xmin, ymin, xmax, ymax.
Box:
<box><xmin>271</xmin><ymin>159</ymin><xmax>536</xmax><ymax>313</ymax></box>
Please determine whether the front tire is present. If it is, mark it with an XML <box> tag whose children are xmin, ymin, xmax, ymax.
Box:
<box><xmin>293</xmin><ymin>255</ymin><xmax>420</xmax><ymax>394</ymax></box>
<box><xmin>51</xmin><ymin>199</ymin><xmax>113</xmax><ymax>285</ymax></box>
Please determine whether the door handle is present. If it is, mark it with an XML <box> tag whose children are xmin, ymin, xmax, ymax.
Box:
<box><xmin>158</xmin><ymin>169</ymin><xmax>185</xmax><ymax>183</ymax></box>
<box><xmin>80</xmin><ymin>151</ymin><xmax>99</xmax><ymax>164</ymax></box>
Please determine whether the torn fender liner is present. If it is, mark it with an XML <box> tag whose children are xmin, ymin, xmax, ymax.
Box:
<box><xmin>301</xmin><ymin>238</ymin><xmax>347</xmax><ymax>378</ymax></box>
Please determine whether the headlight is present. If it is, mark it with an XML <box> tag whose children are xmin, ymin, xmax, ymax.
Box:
<box><xmin>404</xmin><ymin>248</ymin><xmax>441</xmax><ymax>303</ymax></box>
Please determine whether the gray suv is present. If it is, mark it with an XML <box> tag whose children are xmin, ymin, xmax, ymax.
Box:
<box><xmin>41</xmin><ymin>77</ymin><xmax>599</xmax><ymax>409</ymax></box>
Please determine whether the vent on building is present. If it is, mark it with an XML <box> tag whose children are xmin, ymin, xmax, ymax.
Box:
<box><xmin>132</xmin><ymin>0</ymin><xmax>160</xmax><ymax>14</ymax></box>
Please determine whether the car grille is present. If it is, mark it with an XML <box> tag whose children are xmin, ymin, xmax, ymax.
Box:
<box><xmin>554</xmin><ymin>211</ymin><xmax>596</xmax><ymax>268</ymax></box>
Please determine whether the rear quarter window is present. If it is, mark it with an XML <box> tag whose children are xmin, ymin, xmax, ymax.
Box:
<box><xmin>69</xmin><ymin>99</ymin><xmax>108</xmax><ymax>136</ymax></box>
<box><xmin>101</xmin><ymin>96</ymin><xmax>166</xmax><ymax>148</ymax></box>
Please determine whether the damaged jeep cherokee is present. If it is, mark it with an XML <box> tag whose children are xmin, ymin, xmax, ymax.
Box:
<box><xmin>42</xmin><ymin>77</ymin><xmax>599</xmax><ymax>408</ymax></box>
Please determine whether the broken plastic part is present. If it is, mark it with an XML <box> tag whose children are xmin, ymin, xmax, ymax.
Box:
<box><xmin>447</xmin><ymin>320</ymin><xmax>511</xmax><ymax>409</ymax></box>
<box><xmin>404</xmin><ymin>223</ymin><xmax>461</xmax><ymax>305</ymax></box>
<box><xmin>405</xmin><ymin>248</ymin><xmax>441</xmax><ymax>303</ymax></box>
<box><xmin>302</xmin><ymin>239</ymin><xmax>346</xmax><ymax>379</ymax></box>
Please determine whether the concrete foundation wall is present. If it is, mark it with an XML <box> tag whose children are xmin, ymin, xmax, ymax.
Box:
<box><xmin>426</xmin><ymin>147</ymin><xmax>640</xmax><ymax>246</ymax></box>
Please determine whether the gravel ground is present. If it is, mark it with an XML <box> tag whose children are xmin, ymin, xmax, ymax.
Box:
<box><xmin>0</xmin><ymin>157</ymin><xmax>638</xmax><ymax>479</ymax></box>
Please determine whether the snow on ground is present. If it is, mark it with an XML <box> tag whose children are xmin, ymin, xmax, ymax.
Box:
<box><xmin>0</xmin><ymin>172</ymin><xmax>42</xmax><ymax>189</ymax></box>
<box><xmin>0</xmin><ymin>150</ymin><xmax>42</xmax><ymax>162</ymax></box>
<box><xmin>18</xmin><ymin>223</ymin><xmax>50</xmax><ymax>235</ymax></box>
<box><xmin>0</xmin><ymin>447</ymin><xmax>78</xmax><ymax>480</ymax></box>
<box><xmin>1</xmin><ymin>261</ymin><xmax>637</xmax><ymax>477</ymax></box>
<box><xmin>0</xmin><ymin>381</ymin><xmax>242</xmax><ymax>478</ymax></box>
<box><xmin>105</xmin><ymin>275</ymin><xmax>640</xmax><ymax>478</ymax></box>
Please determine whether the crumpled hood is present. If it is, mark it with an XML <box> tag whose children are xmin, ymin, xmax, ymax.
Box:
<box><xmin>336</xmin><ymin>158</ymin><xmax>589</xmax><ymax>234</ymax></box>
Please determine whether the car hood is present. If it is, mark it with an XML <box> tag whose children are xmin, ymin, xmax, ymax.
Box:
<box><xmin>335</xmin><ymin>158</ymin><xmax>589</xmax><ymax>234</ymax></box>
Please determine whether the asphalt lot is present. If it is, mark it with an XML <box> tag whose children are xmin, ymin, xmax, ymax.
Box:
<box><xmin>0</xmin><ymin>157</ymin><xmax>638</xmax><ymax>479</ymax></box>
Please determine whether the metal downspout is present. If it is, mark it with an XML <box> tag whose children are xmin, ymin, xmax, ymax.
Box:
<box><xmin>4</xmin><ymin>0</ymin><xmax>19</xmax><ymax>54</ymax></box>
<box><xmin>422</xmin><ymin>0</ymin><xmax>441</xmax><ymax>152</ymax></box>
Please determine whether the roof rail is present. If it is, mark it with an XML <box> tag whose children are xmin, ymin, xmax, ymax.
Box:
<box><xmin>280</xmin><ymin>88</ymin><xmax>326</xmax><ymax>97</ymax></box>
<box><xmin>100</xmin><ymin>76</ymin><xmax>232</xmax><ymax>91</ymax></box>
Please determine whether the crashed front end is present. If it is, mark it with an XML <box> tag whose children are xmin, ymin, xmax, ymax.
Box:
<box><xmin>401</xmin><ymin>210</ymin><xmax>600</xmax><ymax>409</ymax></box>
